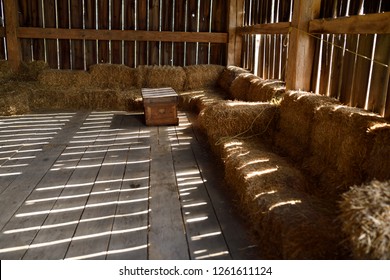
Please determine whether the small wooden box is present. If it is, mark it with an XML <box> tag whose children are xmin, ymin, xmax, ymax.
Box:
<box><xmin>141</xmin><ymin>87</ymin><xmax>179</xmax><ymax>126</ymax></box>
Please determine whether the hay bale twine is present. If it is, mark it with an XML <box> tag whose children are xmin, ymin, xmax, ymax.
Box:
<box><xmin>38</xmin><ymin>69</ymin><xmax>92</xmax><ymax>88</ymax></box>
<box><xmin>364</xmin><ymin>123</ymin><xmax>390</xmax><ymax>181</ymax></box>
<box><xmin>89</xmin><ymin>63</ymin><xmax>137</xmax><ymax>89</ymax></box>
<box><xmin>274</xmin><ymin>91</ymin><xmax>340</xmax><ymax>163</ymax></box>
<box><xmin>247</xmin><ymin>79</ymin><xmax>285</xmax><ymax>102</ymax></box>
<box><xmin>218</xmin><ymin>66</ymin><xmax>249</xmax><ymax>93</ymax></box>
<box><xmin>144</xmin><ymin>65</ymin><xmax>186</xmax><ymax>91</ymax></box>
<box><xmin>230</xmin><ymin>73</ymin><xmax>261</xmax><ymax>101</ymax></box>
<box><xmin>198</xmin><ymin>101</ymin><xmax>279</xmax><ymax>144</ymax></box>
<box><xmin>184</xmin><ymin>64</ymin><xmax>225</xmax><ymax>90</ymax></box>
<box><xmin>308</xmin><ymin>105</ymin><xmax>386</xmax><ymax>196</ymax></box>
<box><xmin>340</xmin><ymin>180</ymin><xmax>390</xmax><ymax>259</ymax></box>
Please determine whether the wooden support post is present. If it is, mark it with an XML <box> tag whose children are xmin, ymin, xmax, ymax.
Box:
<box><xmin>286</xmin><ymin>0</ymin><xmax>321</xmax><ymax>91</ymax></box>
<box><xmin>227</xmin><ymin>0</ymin><xmax>244</xmax><ymax>66</ymax></box>
<box><xmin>4</xmin><ymin>0</ymin><xmax>21</xmax><ymax>71</ymax></box>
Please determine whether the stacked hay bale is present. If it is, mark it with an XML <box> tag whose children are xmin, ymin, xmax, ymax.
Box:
<box><xmin>139</xmin><ymin>65</ymin><xmax>186</xmax><ymax>92</ymax></box>
<box><xmin>246</xmin><ymin>79</ymin><xmax>286</xmax><ymax>102</ymax></box>
<box><xmin>184</xmin><ymin>64</ymin><xmax>225</xmax><ymax>90</ymax></box>
<box><xmin>307</xmin><ymin>105</ymin><xmax>387</xmax><ymax>196</ymax></box>
<box><xmin>198</xmin><ymin>100</ymin><xmax>279</xmax><ymax>152</ymax></box>
<box><xmin>89</xmin><ymin>63</ymin><xmax>136</xmax><ymax>89</ymax></box>
<box><xmin>0</xmin><ymin>81</ymin><xmax>31</xmax><ymax>115</ymax></box>
<box><xmin>38</xmin><ymin>69</ymin><xmax>92</xmax><ymax>88</ymax></box>
<box><xmin>340</xmin><ymin>180</ymin><xmax>390</xmax><ymax>259</ymax></box>
<box><xmin>230</xmin><ymin>73</ymin><xmax>261</xmax><ymax>101</ymax></box>
<box><xmin>274</xmin><ymin>91</ymin><xmax>340</xmax><ymax>164</ymax></box>
<box><xmin>218</xmin><ymin>66</ymin><xmax>250</xmax><ymax>92</ymax></box>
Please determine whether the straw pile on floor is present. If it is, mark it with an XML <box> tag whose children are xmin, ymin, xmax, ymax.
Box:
<box><xmin>143</xmin><ymin>65</ymin><xmax>186</xmax><ymax>91</ymax></box>
<box><xmin>340</xmin><ymin>180</ymin><xmax>390</xmax><ymax>259</ymax></box>
<box><xmin>274</xmin><ymin>91</ymin><xmax>340</xmax><ymax>163</ymax></box>
<box><xmin>184</xmin><ymin>64</ymin><xmax>225</xmax><ymax>89</ymax></box>
<box><xmin>230</xmin><ymin>73</ymin><xmax>261</xmax><ymax>101</ymax></box>
<box><xmin>38</xmin><ymin>69</ymin><xmax>92</xmax><ymax>88</ymax></box>
<box><xmin>89</xmin><ymin>63</ymin><xmax>137</xmax><ymax>89</ymax></box>
<box><xmin>307</xmin><ymin>105</ymin><xmax>386</xmax><ymax>196</ymax></box>
<box><xmin>218</xmin><ymin>66</ymin><xmax>249</xmax><ymax>92</ymax></box>
<box><xmin>198</xmin><ymin>101</ymin><xmax>279</xmax><ymax>150</ymax></box>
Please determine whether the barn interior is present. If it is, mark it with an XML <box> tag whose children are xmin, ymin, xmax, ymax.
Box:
<box><xmin>0</xmin><ymin>0</ymin><xmax>389</xmax><ymax>260</ymax></box>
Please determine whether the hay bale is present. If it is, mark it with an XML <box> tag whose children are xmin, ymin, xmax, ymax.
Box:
<box><xmin>17</xmin><ymin>60</ymin><xmax>50</xmax><ymax>81</ymax></box>
<box><xmin>0</xmin><ymin>60</ymin><xmax>12</xmax><ymax>82</ymax></box>
<box><xmin>247</xmin><ymin>79</ymin><xmax>285</xmax><ymax>102</ymax></box>
<box><xmin>230</xmin><ymin>73</ymin><xmax>261</xmax><ymax>101</ymax></box>
<box><xmin>89</xmin><ymin>63</ymin><xmax>137</xmax><ymax>89</ymax></box>
<box><xmin>144</xmin><ymin>65</ymin><xmax>186</xmax><ymax>91</ymax></box>
<box><xmin>340</xmin><ymin>180</ymin><xmax>390</xmax><ymax>259</ymax></box>
<box><xmin>307</xmin><ymin>105</ymin><xmax>386</xmax><ymax>195</ymax></box>
<box><xmin>218</xmin><ymin>66</ymin><xmax>249</xmax><ymax>92</ymax></box>
<box><xmin>184</xmin><ymin>64</ymin><xmax>225</xmax><ymax>90</ymax></box>
<box><xmin>274</xmin><ymin>91</ymin><xmax>340</xmax><ymax>163</ymax></box>
<box><xmin>38</xmin><ymin>69</ymin><xmax>92</xmax><ymax>88</ymax></box>
<box><xmin>220</xmin><ymin>138</ymin><xmax>346</xmax><ymax>259</ymax></box>
<box><xmin>198</xmin><ymin>101</ymin><xmax>279</xmax><ymax>145</ymax></box>
<box><xmin>364</xmin><ymin>123</ymin><xmax>390</xmax><ymax>181</ymax></box>
<box><xmin>0</xmin><ymin>81</ymin><xmax>31</xmax><ymax>115</ymax></box>
<box><xmin>178</xmin><ymin>88</ymin><xmax>226</xmax><ymax>112</ymax></box>
<box><xmin>117</xmin><ymin>89</ymin><xmax>143</xmax><ymax>111</ymax></box>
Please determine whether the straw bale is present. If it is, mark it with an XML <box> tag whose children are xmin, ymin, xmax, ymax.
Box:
<box><xmin>38</xmin><ymin>69</ymin><xmax>92</xmax><ymax>88</ymax></box>
<box><xmin>218</xmin><ymin>66</ymin><xmax>249</xmax><ymax>92</ymax></box>
<box><xmin>0</xmin><ymin>81</ymin><xmax>31</xmax><ymax>115</ymax></box>
<box><xmin>117</xmin><ymin>89</ymin><xmax>143</xmax><ymax>111</ymax></box>
<box><xmin>274</xmin><ymin>91</ymin><xmax>340</xmax><ymax>163</ymax></box>
<box><xmin>178</xmin><ymin>88</ymin><xmax>226</xmax><ymax>112</ymax></box>
<box><xmin>135</xmin><ymin>65</ymin><xmax>150</xmax><ymax>87</ymax></box>
<box><xmin>89</xmin><ymin>63</ymin><xmax>137</xmax><ymax>89</ymax></box>
<box><xmin>307</xmin><ymin>105</ymin><xmax>386</xmax><ymax>196</ymax></box>
<box><xmin>364</xmin><ymin>123</ymin><xmax>390</xmax><ymax>181</ymax></box>
<box><xmin>0</xmin><ymin>60</ymin><xmax>12</xmax><ymax>82</ymax></box>
<box><xmin>144</xmin><ymin>65</ymin><xmax>186</xmax><ymax>91</ymax></box>
<box><xmin>340</xmin><ymin>180</ymin><xmax>390</xmax><ymax>259</ymax></box>
<box><xmin>230</xmin><ymin>73</ymin><xmax>261</xmax><ymax>101</ymax></box>
<box><xmin>247</xmin><ymin>79</ymin><xmax>285</xmax><ymax>102</ymax></box>
<box><xmin>198</xmin><ymin>101</ymin><xmax>279</xmax><ymax>145</ymax></box>
<box><xmin>17</xmin><ymin>60</ymin><xmax>50</xmax><ymax>81</ymax></box>
<box><xmin>184</xmin><ymin>64</ymin><xmax>225</xmax><ymax>90</ymax></box>
<box><xmin>220</xmin><ymin>138</ymin><xmax>346</xmax><ymax>259</ymax></box>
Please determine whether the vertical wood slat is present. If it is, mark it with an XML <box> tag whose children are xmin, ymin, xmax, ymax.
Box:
<box><xmin>124</xmin><ymin>0</ymin><xmax>135</xmax><ymax>67</ymax></box>
<box><xmin>71</xmin><ymin>0</ymin><xmax>84</xmax><ymax>70</ymax></box>
<box><xmin>0</xmin><ymin>0</ymin><xmax>4</xmax><ymax>60</ymax></box>
<box><xmin>173</xmin><ymin>0</ymin><xmax>185</xmax><ymax>66</ymax></box>
<box><xmin>98</xmin><ymin>0</ymin><xmax>109</xmax><ymax>63</ymax></box>
<box><xmin>84</xmin><ymin>0</ymin><xmax>97</xmax><ymax>69</ymax></box>
<box><xmin>18</xmin><ymin>0</ymin><xmax>32</xmax><ymax>62</ymax></box>
<box><xmin>227</xmin><ymin>0</ymin><xmax>244</xmax><ymax>66</ymax></box>
<box><xmin>4</xmin><ymin>0</ymin><xmax>21</xmax><ymax>70</ymax></box>
<box><xmin>286</xmin><ymin>0</ymin><xmax>322</xmax><ymax>91</ymax></box>
<box><xmin>137</xmin><ymin>0</ymin><xmax>147</xmax><ymax>65</ymax></box>
<box><xmin>111</xmin><ymin>0</ymin><xmax>122</xmax><ymax>65</ymax></box>
<box><xmin>44</xmin><ymin>0</ymin><xmax>58</xmax><ymax>68</ymax></box>
<box><xmin>57</xmin><ymin>0</ymin><xmax>70</xmax><ymax>69</ymax></box>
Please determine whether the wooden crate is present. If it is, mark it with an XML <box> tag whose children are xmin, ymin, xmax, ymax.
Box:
<box><xmin>141</xmin><ymin>87</ymin><xmax>179</xmax><ymax>126</ymax></box>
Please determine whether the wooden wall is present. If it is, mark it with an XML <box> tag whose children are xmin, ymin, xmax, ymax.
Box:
<box><xmin>0</xmin><ymin>0</ymin><xmax>5</xmax><ymax>60</ymax></box>
<box><xmin>0</xmin><ymin>0</ymin><xmax>228</xmax><ymax>69</ymax></box>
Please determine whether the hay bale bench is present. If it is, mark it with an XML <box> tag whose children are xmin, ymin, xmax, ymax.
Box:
<box><xmin>1</xmin><ymin>60</ymin><xmax>389</xmax><ymax>259</ymax></box>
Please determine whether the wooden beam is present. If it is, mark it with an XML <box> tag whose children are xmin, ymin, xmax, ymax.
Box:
<box><xmin>4</xmin><ymin>0</ymin><xmax>21</xmax><ymax>71</ymax></box>
<box><xmin>309</xmin><ymin>12</ymin><xmax>390</xmax><ymax>34</ymax></box>
<box><xmin>0</xmin><ymin>26</ymin><xmax>5</xmax><ymax>37</ymax></box>
<box><xmin>17</xmin><ymin>27</ymin><xmax>228</xmax><ymax>43</ymax></box>
<box><xmin>227</xmin><ymin>0</ymin><xmax>245</xmax><ymax>66</ymax></box>
<box><xmin>285</xmin><ymin>0</ymin><xmax>322</xmax><ymax>91</ymax></box>
<box><xmin>237</xmin><ymin>22</ymin><xmax>291</xmax><ymax>35</ymax></box>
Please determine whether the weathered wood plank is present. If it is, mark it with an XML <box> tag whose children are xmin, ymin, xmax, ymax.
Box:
<box><xmin>227</xmin><ymin>0</ymin><xmax>244</xmax><ymax>66</ymax></box>
<box><xmin>148</xmin><ymin>126</ymin><xmax>189</xmax><ymax>260</ymax></box>
<box><xmin>3</xmin><ymin>0</ymin><xmax>21</xmax><ymax>70</ymax></box>
<box><xmin>309</xmin><ymin>12</ymin><xmax>390</xmax><ymax>34</ymax></box>
<box><xmin>57</xmin><ymin>0</ymin><xmax>71</xmax><ymax>69</ymax></box>
<box><xmin>70</xmin><ymin>0</ymin><xmax>84</xmax><ymax>70</ymax></box>
<box><xmin>84</xmin><ymin>0</ymin><xmax>97</xmax><ymax>68</ymax></box>
<box><xmin>237</xmin><ymin>22</ymin><xmax>291</xmax><ymax>35</ymax></box>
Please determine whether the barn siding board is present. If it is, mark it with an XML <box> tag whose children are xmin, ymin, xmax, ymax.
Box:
<box><xmin>111</xmin><ymin>0</ymin><xmax>122</xmax><ymax>65</ymax></box>
<box><xmin>0</xmin><ymin>0</ymin><xmax>4</xmax><ymax>59</ymax></box>
<box><xmin>84</xmin><ymin>0</ymin><xmax>97</xmax><ymax>69</ymax></box>
<box><xmin>98</xmin><ymin>0</ymin><xmax>109</xmax><ymax>64</ymax></box>
<box><xmin>71</xmin><ymin>0</ymin><xmax>84</xmax><ymax>70</ymax></box>
<box><xmin>124</xmin><ymin>0</ymin><xmax>135</xmax><ymax>67</ymax></box>
<box><xmin>137</xmin><ymin>0</ymin><xmax>147</xmax><ymax>65</ymax></box>
<box><xmin>57</xmin><ymin>0</ymin><xmax>71</xmax><ymax>69</ymax></box>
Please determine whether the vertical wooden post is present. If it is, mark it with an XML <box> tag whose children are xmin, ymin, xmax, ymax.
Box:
<box><xmin>227</xmin><ymin>0</ymin><xmax>244</xmax><ymax>66</ymax></box>
<box><xmin>285</xmin><ymin>0</ymin><xmax>321</xmax><ymax>91</ymax></box>
<box><xmin>4</xmin><ymin>0</ymin><xmax>21</xmax><ymax>71</ymax></box>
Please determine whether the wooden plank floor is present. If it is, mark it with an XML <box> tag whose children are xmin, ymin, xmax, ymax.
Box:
<box><xmin>0</xmin><ymin>111</ymin><xmax>258</xmax><ymax>260</ymax></box>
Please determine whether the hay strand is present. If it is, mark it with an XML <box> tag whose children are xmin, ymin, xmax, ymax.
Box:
<box><xmin>340</xmin><ymin>180</ymin><xmax>390</xmax><ymax>259</ymax></box>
